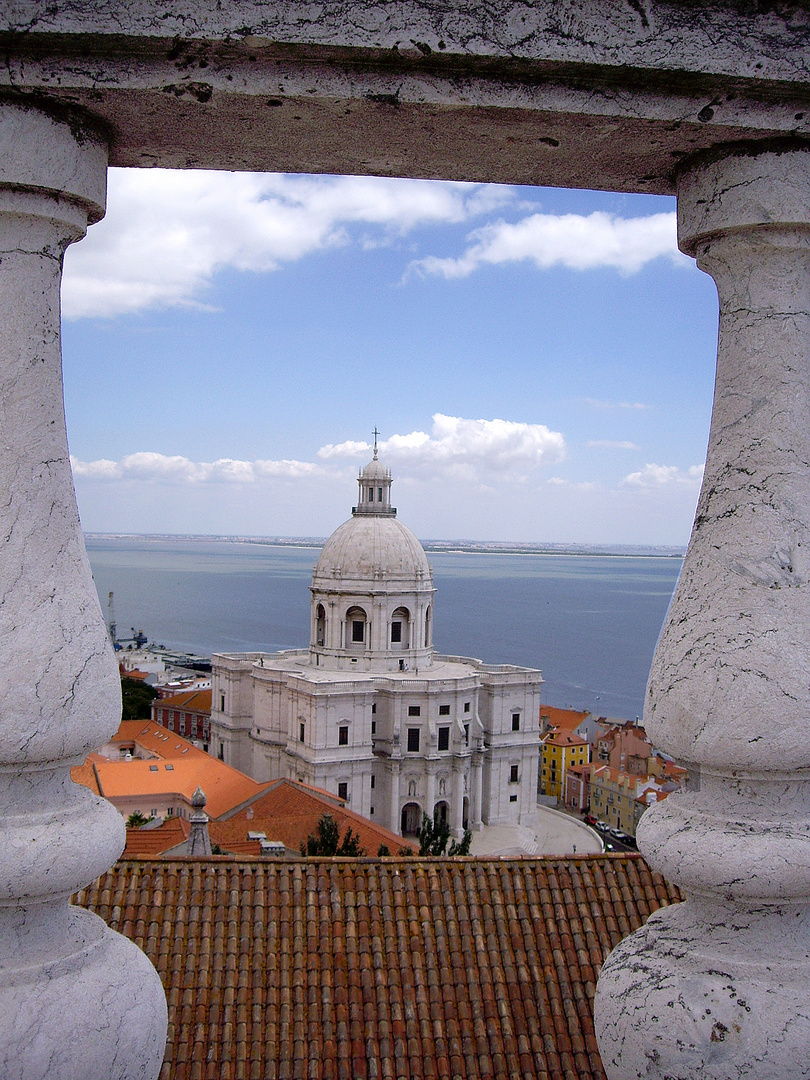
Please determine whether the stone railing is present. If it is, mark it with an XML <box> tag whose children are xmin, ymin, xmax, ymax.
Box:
<box><xmin>0</xmin><ymin>103</ymin><xmax>167</xmax><ymax>1080</ymax></box>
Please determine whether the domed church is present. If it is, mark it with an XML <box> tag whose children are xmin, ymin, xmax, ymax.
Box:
<box><xmin>211</xmin><ymin>447</ymin><xmax>544</xmax><ymax>838</ymax></box>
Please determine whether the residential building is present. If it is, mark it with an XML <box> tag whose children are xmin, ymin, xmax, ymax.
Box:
<box><xmin>123</xmin><ymin>777</ymin><xmax>415</xmax><ymax>858</ymax></box>
<box><xmin>71</xmin><ymin>720</ymin><xmax>268</xmax><ymax>822</ymax></box>
<box><xmin>211</xmin><ymin>451</ymin><xmax>544</xmax><ymax>837</ymax></box>
<box><xmin>152</xmin><ymin>688</ymin><xmax>212</xmax><ymax>748</ymax></box>
<box><xmin>564</xmin><ymin>762</ymin><xmax>594</xmax><ymax>814</ymax></box>
<box><xmin>539</xmin><ymin>727</ymin><xmax>590</xmax><ymax>800</ymax></box>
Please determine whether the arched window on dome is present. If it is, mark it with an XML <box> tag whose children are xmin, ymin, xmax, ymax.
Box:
<box><xmin>315</xmin><ymin>603</ymin><xmax>326</xmax><ymax>647</ymax></box>
<box><xmin>390</xmin><ymin>606</ymin><xmax>410</xmax><ymax>650</ymax></box>
<box><xmin>424</xmin><ymin>606</ymin><xmax>431</xmax><ymax>648</ymax></box>
<box><xmin>346</xmin><ymin>605</ymin><xmax>367</xmax><ymax>646</ymax></box>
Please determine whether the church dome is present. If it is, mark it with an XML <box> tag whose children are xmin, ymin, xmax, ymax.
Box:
<box><xmin>309</xmin><ymin>441</ymin><xmax>435</xmax><ymax>672</ymax></box>
<box><xmin>314</xmin><ymin>514</ymin><xmax>430</xmax><ymax>586</ymax></box>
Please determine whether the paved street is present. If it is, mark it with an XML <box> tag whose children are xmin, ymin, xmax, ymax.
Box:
<box><xmin>470</xmin><ymin>804</ymin><xmax>604</xmax><ymax>857</ymax></box>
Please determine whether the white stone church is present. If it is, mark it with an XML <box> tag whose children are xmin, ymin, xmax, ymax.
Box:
<box><xmin>210</xmin><ymin>449</ymin><xmax>544</xmax><ymax>839</ymax></box>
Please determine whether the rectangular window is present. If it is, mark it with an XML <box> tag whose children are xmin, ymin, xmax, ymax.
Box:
<box><xmin>407</xmin><ymin>728</ymin><xmax>420</xmax><ymax>752</ymax></box>
<box><xmin>220</xmin><ymin>693</ymin><xmax>225</xmax><ymax>711</ymax></box>
<box><xmin>510</xmin><ymin>764</ymin><xmax>519</xmax><ymax>783</ymax></box>
<box><xmin>438</xmin><ymin>727</ymin><xmax>450</xmax><ymax>751</ymax></box>
<box><xmin>338</xmin><ymin>782</ymin><xmax>348</xmax><ymax>801</ymax></box>
<box><xmin>464</xmin><ymin>724</ymin><xmax>469</xmax><ymax>746</ymax></box>
<box><xmin>299</xmin><ymin>722</ymin><xmax>305</xmax><ymax>743</ymax></box>
<box><xmin>352</xmin><ymin>620</ymin><xmax>364</xmax><ymax>643</ymax></box>
<box><xmin>439</xmin><ymin>704</ymin><xmax>450</xmax><ymax>716</ymax></box>
<box><xmin>512</xmin><ymin>713</ymin><xmax>520</xmax><ymax>731</ymax></box>
<box><xmin>338</xmin><ymin>725</ymin><xmax>349</xmax><ymax>746</ymax></box>
<box><xmin>463</xmin><ymin>701</ymin><xmax>470</xmax><ymax>713</ymax></box>
<box><xmin>370</xmin><ymin>775</ymin><xmax>375</xmax><ymax>789</ymax></box>
<box><xmin>391</xmin><ymin>621</ymin><xmax>402</xmax><ymax>643</ymax></box>
<box><xmin>378</xmin><ymin>487</ymin><xmax>383</xmax><ymax>501</ymax></box>
<box><xmin>371</xmin><ymin>702</ymin><xmax>376</xmax><ymax>714</ymax></box>
<box><xmin>509</xmin><ymin>794</ymin><xmax>518</xmax><ymax>802</ymax></box>
<box><xmin>408</xmin><ymin>705</ymin><xmax>421</xmax><ymax>717</ymax></box>
<box><xmin>369</xmin><ymin>488</ymin><xmax>374</xmax><ymax>501</ymax></box>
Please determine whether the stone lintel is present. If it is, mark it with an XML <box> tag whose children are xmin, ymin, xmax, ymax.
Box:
<box><xmin>0</xmin><ymin>0</ymin><xmax>809</xmax><ymax>190</ymax></box>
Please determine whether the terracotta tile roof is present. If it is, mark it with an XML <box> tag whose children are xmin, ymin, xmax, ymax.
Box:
<box><xmin>124</xmin><ymin>817</ymin><xmax>191</xmax><ymax>857</ymax></box>
<box><xmin>154</xmin><ymin>689</ymin><xmax>212</xmax><ymax>713</ymax></box>
<box><xmin>70</xmin><ymin>760</ymin><xmax>102</xmax><ymax>795</ymax></box>
<box><xmin>217</xmin><ymin>778</ymin><xmax>417</xmax><ymax>856</ymax></box>
<box><xmin>75</xmin><ymin>854</ymin><xmax>681</xmax><ymax>1080</ymax></box>
<box><xmin>544</xmin><ymin>729</ymin><xmax>589</xmax><ymax>748</ymax></box>
<box><xmin>111</xmin><ymin>720</ymin><xmax>207</xmax><ymax>759</ymax></box>
<box><xmin>539</xmin><ymin>706</ymin><xmax>590</xmax><ymax>731</ymax></box>
<box><xmin>76</xmin><ymin>756</ymin><xmax>269</xmax><ymax>819</ymax></box>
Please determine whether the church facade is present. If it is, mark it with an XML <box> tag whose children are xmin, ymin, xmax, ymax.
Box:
<box><xmin>210</xmin><ymin>452</ymin><xmax>544</xmax><ymax>838</ymax></box>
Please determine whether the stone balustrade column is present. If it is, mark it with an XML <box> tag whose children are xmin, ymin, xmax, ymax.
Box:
<box><xmin>0</xmin><ymin>103</ymin><xmax>167</xmax><ymax>1080</ymax></box>
<box><xmin>595</xmin><ymin>142</ymin><xmax>810</xmax><ymax>1080</ymax></box>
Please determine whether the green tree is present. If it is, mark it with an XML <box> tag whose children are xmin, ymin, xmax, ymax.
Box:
<box><xmin>377</xmin><ymin>844</ymin><xmax>390</xmax><ymax>857</ymax></box>
<box><xmin>300</xmin><ymin>813</ymin><xmax>366</xmax><ymax>857</ymax></box>
<box><xmin>418</xmin><ymin>813</ymin><xmax>472</xmax><ymax>856</ymax></box>
<box><xmin>120</xmin><ymin>675</ymin><xmax>158</xmax><ymax>721</ymax></box>
<box><xmin>127</xmin><ymin>811</ymin><xmax>148</xmax><ymax>828</ymax></box>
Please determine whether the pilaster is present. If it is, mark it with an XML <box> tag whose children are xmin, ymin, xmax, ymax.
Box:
<box><xmin>0</xmin><ymin>102</ymin><xmax>167</xmax><ymax>1080</ymax></box>
<box><xmin>594</xmin><ymin>142</ymin><xmax>810</xmax><ymax>1080</ymax></box>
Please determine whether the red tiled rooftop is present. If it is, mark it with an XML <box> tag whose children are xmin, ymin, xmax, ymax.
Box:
<box><xmin>539</xmin><ymin>706</ymin><xmax>590</xmax><ymax>731</ymax></box>
<box><xmin>154</xmin><ymin>689</ymin><xmax>212</xmax><ymax>712</ymax></box>
<box><xmin>221</xmin><ymin>778</ymin><xmax>417</xmax><ymax>855</ymax></box>
<box><xmin>75</xmin><ymin>853</ymin><xmax>681</xmax><ymax>1080</ymax></box>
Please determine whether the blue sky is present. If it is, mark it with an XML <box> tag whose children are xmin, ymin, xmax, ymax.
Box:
<box><xmin>61</xmin><ymin>171</ymin><xmax>719</xmax><ymax>545</ymax></box>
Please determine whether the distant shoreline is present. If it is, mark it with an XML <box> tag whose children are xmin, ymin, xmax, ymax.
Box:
<box><xmin>84</xmin><ymin>533</ymin><xmax>685</xmax><ymax>560</ymax></box>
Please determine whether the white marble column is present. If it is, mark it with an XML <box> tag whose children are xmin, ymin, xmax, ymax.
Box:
<box><xmin>595</xmin><ymin>143</ymin><xmax>810</xmax><ymax>1080</ymax></box>
<box><xmin>471</xmin><ymin>754</ymin><xmax>484</xmax><ymax>830</ymax></box>
<box><xmin>452</xmin><ymin>762</ymin><xmax>464</xmax><ymax>837</ymax></box>
<box><xmin>0</xmin><ymin>103</ymin><xmax>167</xmax><ymax>1080</ymax></box>
<box><xmin>389</xmin><ymin>759</ymin><xmax>401</xmax><ymax>833</ymax></box>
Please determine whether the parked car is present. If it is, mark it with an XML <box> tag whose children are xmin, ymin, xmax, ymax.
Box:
<box><xmin>596</xmin><ymin>820</ymin><xmax>610</xmax><ymax>832</ymax></box>
<box><xmin>583</xmin><ymin>814</ymin><xmax>598</xmax><ymax>826</ymax></box>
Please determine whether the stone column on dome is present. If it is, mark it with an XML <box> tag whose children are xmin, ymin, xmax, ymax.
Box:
<box><xmin>0</xmin><ymin>103</ymin><xmax>167</xmax><ymax>1079</ymax></box>
<box><xmin>594</xmin><ymin>142</ymin><xmax>810</xmax><ymax>1080</ymax></box>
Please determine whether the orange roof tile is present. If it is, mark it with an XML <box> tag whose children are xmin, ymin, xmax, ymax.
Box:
<box><xmin>545</xmin><ymin>729</ymin><xmax>589</xmax><ymax>747</ymax></box>
<box><xmin>70</xmin><ymin>761</ymin><xmax>101</xmax><ymax>795</ymax></box>
<box><xmin>216</xmin><ymin>778</ymin><xmax>416</xmax><ymax>856</ymax></box>
<box><xmin>539</xmin><ymin>706</ymin><xmax>590</xmax><ymax>731</ymax></box>
<box><xmin>76</xmin><ymin>756</ymin><xmax>269</xmax><ymax>819</ymax></box>
<box><xmin>124</xmin><ymin>817</ymin><xmax>190</xmax><ymax>856</ymax></box>
<box><xmin>153</xmin><ymin>688</ymin><xmax>212</xmax><ymax>713</ymax></box>
<box><xmin>75</xmin><ymin>854</ymin><xmax>681</xmax><ymax>1080</ymax></box>
<box><xmin>109</xmin><ymin>720</ymin><xmax>207</xmax><ymax>759</ymax></box>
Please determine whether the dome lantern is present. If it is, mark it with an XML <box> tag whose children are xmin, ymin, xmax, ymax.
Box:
<box><xmin>309</xmin><ymin>435</ymin><xmax>435</xmax><ymax>673</ymax></box>
<box><xmin>353</xmin><ymin>428</ymin><xmax>394</xmax><ymax>517</ymax></box>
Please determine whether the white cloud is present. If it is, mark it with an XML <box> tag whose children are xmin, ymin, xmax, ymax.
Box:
<box><xmin>587</xmin><ymin>440</ymin><xmax>640</xmax><ymax>450</ymax></box>
<box><xmin>409</xmin><ymin>211</ymin><xmax>683</xmax><ymax>279</ymax></box>
<box><xmin>62</xmin><ymin>171</ymin><xmax>515</xmax><ymax>319</ymax></box>
<box><xmin>318</xmin><ymin>414</ymin><xmax>565</xmax><ymax>479</ymax></box>
<box><xmin>623</xmin><ymin>463</ymin><xmax>705</xmax><ymax>488</ymax></box>
<box><xmin>71</xmin><ymin>452</ymin><xmax>318</xmax><ymax>484</ymax></box>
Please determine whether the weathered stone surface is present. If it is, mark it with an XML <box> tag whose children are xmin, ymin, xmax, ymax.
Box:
<box><xmin>0</xmin><ymin>102</ymin><xmax>167</xmax><ymax>1080</ymax></box>
<box><xmin>0</xmin><ymin>0</ymin><xmax>808</xmax><ymax>189</ymax></box>
<box><xmin>594</xmin><ymin>144</ymin><xmax>810</xmax><ymax>1080</ymax></box>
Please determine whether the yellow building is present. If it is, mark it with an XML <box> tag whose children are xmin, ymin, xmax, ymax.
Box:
<box><xmin>589</xmin><ymin>766</ymin><xmax>648</xmax><ymax>834</ymax></box>
<box><xmin>539</xmin><ymin>728</ymin><xmax>590</xmax><ymax>800</ymax></box>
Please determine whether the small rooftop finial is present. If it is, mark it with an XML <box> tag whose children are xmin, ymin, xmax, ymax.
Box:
<box><xmin>372</xmin><ymin>427</ymin><xmax>380</xmax><ymax>459</ymax></box>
